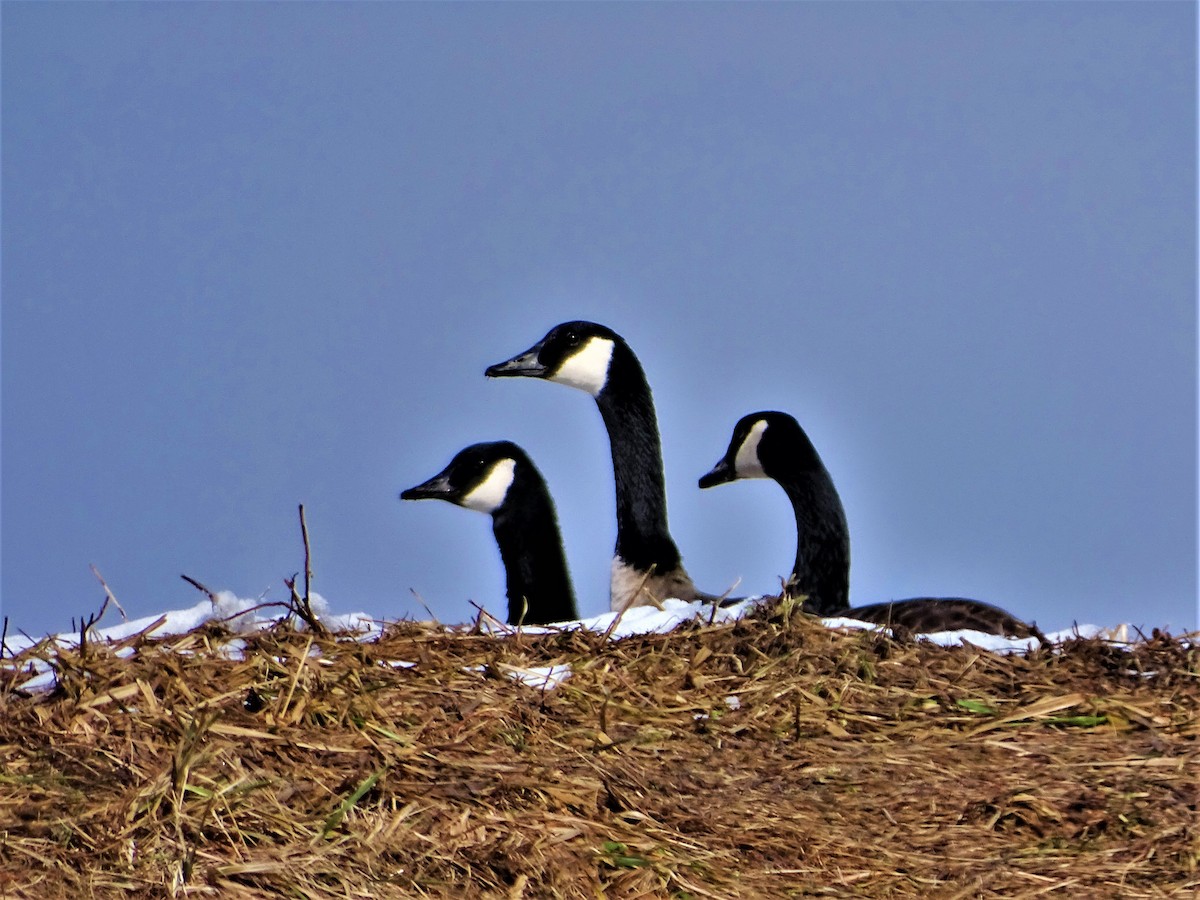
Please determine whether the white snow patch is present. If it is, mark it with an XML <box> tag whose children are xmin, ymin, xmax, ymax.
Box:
<box><xmin>5</xmin><ymin>587</ymin><xmax>1148</xmax><ymax>700</ymax></box>
<box><xmin>820</xmin><ymin>615</ymin><xmax>1129</xmax><ymax>654</ymax></box>
<box><xmin>500</xmin><ymin>663</ymin><xmax>573</xmax><ymax>690</ymax></box>
<box><xmin>6</xmin><ymin>590</ymin><xmax>378</xmax><ymax>693</ymax></box>
<box><xmin>476</xmin><ymin>595</ymin><xmax>762</xmax><ymax>638</ymax></box>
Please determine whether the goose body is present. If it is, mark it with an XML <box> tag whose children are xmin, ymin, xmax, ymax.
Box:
<box><xmin>700</xmin><ymin>411</ymin><xmax>1039</xmax><ymax>639</ymax></box>
<box><xmin>487</xmin><ymin>321</ymin><xmax>704</xmax><ymax>611</ymax></box>
<box><xmin>401</xmin><ymin>441</ymin><xmax>579</xmax><ymax>626</ymax></box>
<box><xmin>838</xmin><ymin>597</ymin><xmax>1037</xmax><ymax>637</ymax></box>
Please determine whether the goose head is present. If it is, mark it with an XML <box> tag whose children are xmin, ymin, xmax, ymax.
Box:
<box><xmin>402</xmin><ymin>440</ymin><xmax>579</xmax><ymax>626</ymax></box>
<box><xmin>485</xmin><ymin>321</ymin><xmax>619</xmax><ymax>397</ymax></box>
<box><xmin>401</xmin><ymin>441</ymin><xmax>521</xmax><ymax>515</ymax></box>
<box><xmin>699</xmin><ymin>411</ymin><xmax>822</xmax><ymax>489</ymax></box>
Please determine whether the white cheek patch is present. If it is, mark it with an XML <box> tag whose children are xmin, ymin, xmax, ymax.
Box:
<box><xmin>548</xmin><ymin>337</ymin><xmax>614</xmax><ymax>396</ymax></box>
<box><xmin>460</xmin><ymin>458</ymin><xmax>517</xmax><ymax>513</ymax></box>
<box><xmin>733</xmin><ymin>419</ymin><xmax>769</xmax><ymax>479</ymax></box>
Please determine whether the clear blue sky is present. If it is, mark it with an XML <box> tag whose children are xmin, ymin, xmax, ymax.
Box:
<box><xmin>3</xmin><ymin>3</ymin><xmax>1196</xmax><ymax>639</ymax></box>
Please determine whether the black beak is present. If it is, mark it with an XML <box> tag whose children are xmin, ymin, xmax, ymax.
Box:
<box><xmin>698</xmin><ymin>457</ymin><xmax>736</xmax><ymax>489</ymax></box>
<box><xmin>485</xmin><ymin>342</ymin><xmax>548</xmax><ymax>378</ymax></box>
<box><xmin>400</xmin><ymin>472</ymin><xmax>456</xmax><ymax>502</ymax></box>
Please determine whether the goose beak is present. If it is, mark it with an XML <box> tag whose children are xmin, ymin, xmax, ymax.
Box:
<box><xmin>485</xmin><ymin>342</ymin><xmax>548</xmax><ymax>378</ymax></box>
<box><xmin>400</xmin><ymin>473</ymin><xmax>456</xmax><ymax>502</ymax></box>
<box><xmin>699</xmin><ymin>457</ymin><xmax>735</xmax><ymax>489</ymax></box>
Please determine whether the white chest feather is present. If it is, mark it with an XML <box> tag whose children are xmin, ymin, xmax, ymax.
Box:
<box><xmin>609</xmin><ymin>557</ymin><xmax>697</xmax><ymax>611</ymax></box>
<box><xmin>460</xmin><ymin>458</ymin><xmax>516</xmax><ymax>513</ymax></box>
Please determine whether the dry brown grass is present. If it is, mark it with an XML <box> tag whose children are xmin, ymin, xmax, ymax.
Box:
<box><xmin>2</xmin><ymin>602</ymin><xmax>1197</xmax><ymax>898</ymax></box>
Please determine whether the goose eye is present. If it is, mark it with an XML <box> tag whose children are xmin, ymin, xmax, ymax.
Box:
<box><xmin>564</xmin><ymin>330</ymin><xmax>579</xmax><ymax>346</ymax></box>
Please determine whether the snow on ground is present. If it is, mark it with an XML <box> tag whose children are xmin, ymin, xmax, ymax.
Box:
<box><xmin>2</xmin><ymin>591</ymin><xmax>1130</xmax><ymax>696</ymax></box>
<box><xmin>3</xmin><ymin>591</ymin><xmax>379</xmax><ymax>694</ymax></box>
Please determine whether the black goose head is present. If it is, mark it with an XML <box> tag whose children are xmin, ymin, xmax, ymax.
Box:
<box><xmin>485</xmin><ymin>321</ymin><xmax>622</xmax><ymax>397</ymax></box>
<box><xmin>700</xmin><ymin>411</ymin><xmax>824</xmax><ymax>489</ymax></box>
<box><xmin>401</xmin><ymin>441</ymin><xmax>523</xmax><ymax>515</ymax></box>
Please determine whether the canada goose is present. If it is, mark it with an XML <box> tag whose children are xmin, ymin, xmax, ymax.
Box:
<box><xmin>486</xmin><ymin>321</ymin><xmax>708</xmax><ymax>611</ymax></box>
<box><xmin>699</xmin><ymin>411</ymin><xmax>850</xmax><ymax>616</ymax></box>
<box><xmin>401</xmin><ymin>441</ymin><xmax>579</xmax><ymax>626</ymax></box>
<box><xmin>700</xmin><ymin>411</ymin><xmax>1040</xmax><ymax>639</ymax></box>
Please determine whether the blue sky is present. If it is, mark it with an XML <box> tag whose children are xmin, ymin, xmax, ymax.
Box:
<box><xmin>3</xmin><ymin>3</ymin><xmax>1196</xmax><ymax>639</ymax></box>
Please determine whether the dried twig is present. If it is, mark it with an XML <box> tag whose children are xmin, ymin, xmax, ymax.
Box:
<box><xmin>299</xmin><ymin>503</ymin><xmax>313</xmax><ymax>605</ymax></box>
<box><xmin>180</xmin><ymin>573</ymin><xmax>217</xmax><ymax>602</ymax></box>
<box><xmin>90</xmin><ymin>564</ymin><xmax>128</xmax><ymax>622</ymax></box>
<box><xmin>286</xmin><ymin>504</ymin><xmax>326</xmax><ymax>636</ymax></box>
<box><xmin>409</xmin><ymin>588</ymin><xmax>441</xmax><ymax>625</ymax></box>
<box><xmin>467</xmin><ymin>600</ymin><xmax>505</xmax><ymax>632</ymax></box>
<box><xmin>708</xmin><ymin>577</ymin><xmax>742</xmax><ymax>625</ymax></box>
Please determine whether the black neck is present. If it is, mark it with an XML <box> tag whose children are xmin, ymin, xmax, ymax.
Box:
<box><xmin>490</xmin><ymin>472</ymin><xmax>578</xmax><ymax>625</ymax></box>
<box><xmin>594</xmin><ymin>345</ymin><xmax>682</xmax><ymax>572</ymax></box>
<box><xmin>776</xmin><ymin>469</ymin><xmax>850</xmax><ymax>616</ymax></box>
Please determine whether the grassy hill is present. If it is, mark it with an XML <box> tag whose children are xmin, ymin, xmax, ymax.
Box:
<box><xmin>2</xmin><ymin>603</ymin><xmax>1197</xmax><ymax>897</ymax></box>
